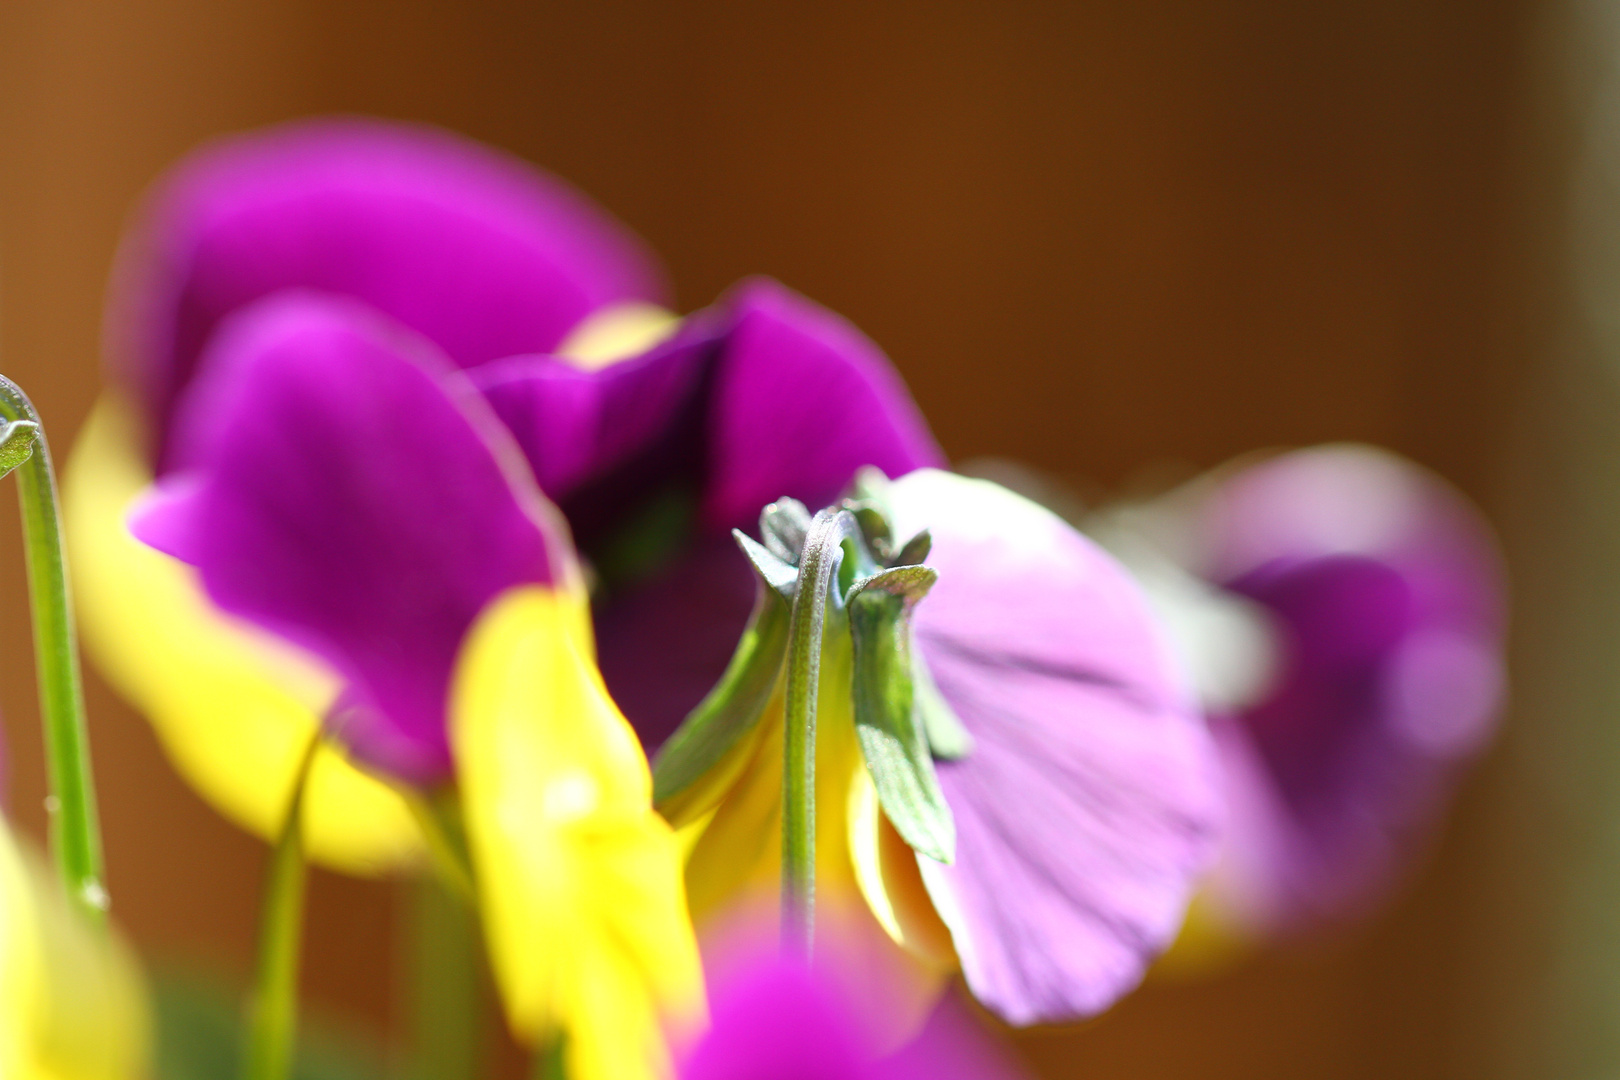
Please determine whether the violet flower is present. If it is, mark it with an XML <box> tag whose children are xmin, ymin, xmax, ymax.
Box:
<box><xmin>67</xmin><ymin>116</ymin><xmax>1221</xmax><ymax>1036</ymax></box>
<box><xmin>1090</xmin><ymin>445</ymin><xmax>1506</xmax><ymax>939</ymax></box>
<box><xmin>666</xmin><ymin>469</ymin><xmax>1221</xmax><ymax>1027</ymax></box>
<box><xmin>68</xmin><ymin>116</ymin><xmax>939</xmax><ymax>865</ymax></box>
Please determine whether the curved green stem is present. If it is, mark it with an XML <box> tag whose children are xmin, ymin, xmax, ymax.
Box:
<box><xmin>0</xmin><ymin>377</ymin><xmax>105</xmax><ymax>924</ymax></box>
<box><xmin>781</xmin><ymin>509</ymin><xmax>855</xmax><ymax>957</ymax></box>
<box><xmin>243</xmin><ymin>734</ymin><xmax>319</xmax><ymax>1080</ymax></box>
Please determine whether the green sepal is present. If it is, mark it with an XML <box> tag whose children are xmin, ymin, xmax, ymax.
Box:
<box><xmin>850</xmin><ymin>465</ymin><xmax>893</xmax><ymax>507</ymax></box>
<box><xmin>760</xmin><ymin>497</ymin><xmax>812</xmax><ymax>564</ymax></box>
<box><xmin>892</xmin><ymin>529</ymin><xmax>932</xmax><ymax>568</ymax></box>
<box><xmin>734</xmin><ymin>530</ymin><xmax>799</xmax><ymax>600</ymax></box>
<box><xmin>846</xmin><ymin>563</ymin><xmax>935</xmax><ymax>606</ymax></box>
<box><xmin>913</xmin><ymin>648</ymin><xmax>974</xmax><ymax>760</ymax></box>
<box><xmin>651</xmin><ymin>580</ymin><xmax>791</xmax><ymax>809</ymax></box>
<box><xmin>0</xmin><ymin>419</ymin><xmax>38</xmax><ymax>479</ymax></box>
<box><xmin>842</xmin><ymin>499</ymin><xmax>892</xmax><ymax>560</ymax></box>
<box><xmin>847</xmin><ymin>570</ymin><xmax>955</xmax><ymax>864</ymax></box>
<box><xmin>845</xmin><ymin>467</ymin><xmax>899</xmax><ymax>561</ymax></box>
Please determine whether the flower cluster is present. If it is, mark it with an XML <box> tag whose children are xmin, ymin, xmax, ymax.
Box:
<box><xmin>0</xmin><ymin>117</ymin><xmax>1504</xmax><ymax>1080</ymax></box>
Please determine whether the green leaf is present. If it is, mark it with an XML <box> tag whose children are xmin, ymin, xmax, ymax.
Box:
<box><xmin>847</xmin><ymin>582</ymin><xmax>955</xmax><ymax>863</ymax></box>
<box><xmin>914</xmin><ymin>648</ymin><xmax>975</xmax><ymax>760</ymax></box>
<box><xmin>0</xmin><ymin>419</ymin><xmax>37</xmax><ymax>479</ymax></box>
<box><xmin>652</xmin><ymin>581</ymin><xmax>791</xmax><ymax>809</ymax></box>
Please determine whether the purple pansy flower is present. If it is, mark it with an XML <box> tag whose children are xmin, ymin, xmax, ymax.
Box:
<box><xmin>95</xmin><ymin>116</ymin><xmax>940</xmax><ymax>787</ymax></box>
<box><xmin>71</xmin><ymin>116</ymin><xmax>1221</xmax><ymax>1035</ymax></box>
<box><xmin>1091</xmin><ymin>445</ymin><xmax>1506</xmax><ymax>935</ymax></box>
<box><xmin>670</xmin><ymin>468</ymin><xmax>1221</xmax><ymax>1028</ymax></box>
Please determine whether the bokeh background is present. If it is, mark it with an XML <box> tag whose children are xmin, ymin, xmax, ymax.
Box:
<box><xmin>1</xmin><ymin>2</ymin><xmax>1614</xmax><ymax>1076</ymax></box>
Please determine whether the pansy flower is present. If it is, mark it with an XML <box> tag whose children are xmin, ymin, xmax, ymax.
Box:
<box><xmin>661</xmin><ymin>469</ymin><xmax>1222</xmax><ymax>1027</ymax></box>
<box><xmin>69</xmin><ymin>118</ymin><xmax>942</xmax><ymax>867</ymax></box>
<box><xmin>67</xmin><ymin>116</ymin><xmax>1221</xmax><ymax>1043</ymax></box>
<box><xmin>1088</xmin><ymin>445</ymin><xmax>1506</xmax><ymax>944</ymax></box>
<box><xmin>65</xmin><ymin>117</ymin><xmax>934</xmax><ymax>1066</ymax></box>
<box><xmin>78</xmin><ymin>289</ymin><xmax>703</xmax><ymax>1077</ymax></box>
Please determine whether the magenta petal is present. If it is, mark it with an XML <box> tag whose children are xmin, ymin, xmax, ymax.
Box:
<box><xmin>681</xmin><ymin>955</ymin><xmax>1018</xmax><ymax>1080</ymax></box>
<box><xmin>150</xmin><ymin>293</ymin><xmax>564</xmax><ymax>783</ymax></box>
<box><xmin>680</xmin><ymin>959</ymin><xmax>877</xmax><ymax>1080</ymax></box>
<box><xmin>127</xmin><ymin>472</ymin><xmax>206</xmax><ymax>561</ymax></box>
<box><xmin>887</xmin><ymin>470</ymin><xmax>1221</xmax><ymax>1026</ymax></box>
<box><xmin>475</xmin><ymin>278</ymin><xmax>942</xmax><ymax>539</ymax></box>
<box><xmin>1192</xmin><ymin>446</ymin><xmax>1506</xmax><ymax>927</ymax></box>
<box><xmin>109</xmin><ymin>116</ymin><xmax>666</xmax><ymax>456</ymax></box>
<box><xmin>699</xmin><ymin>278</ymin><xmax>945</xmax><ymax>532</ymax></box>
<box><xmin>470</xmin><ymin>321</ymin><xmax>717</xmax><ymax>549</ymax></box>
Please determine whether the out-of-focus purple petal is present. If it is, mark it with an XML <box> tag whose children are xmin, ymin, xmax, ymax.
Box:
<box><xmin>1187</xmin><ymin>446</ymin><xmax>1506</xmax><ymax>927</ymax></box>
<box><xmin>699</xmin><ymin>278</ymin><xmax>945</xmax><ymax>532</ymax></box>
<box><xmin>474</xmin><ymin>278</ymin><xmax>940</xmax><ymax>541</ymax></box>
<box><xmin>680</xmin><ymin>958</ymin><xmax>875</xmax><ymax>1080</ymax></box>
<box><xmin>125</xmin><ymin>472</ymin><xmax>205</xmax><ymax>562</ymax></box>
<box><xmin>470</xmin><ymin>321</ymin><xmax>718</xmax><ymax>552</ymax></box>
<box><xmin>681</xmin><ymin>953</ymin><xmax>1022</xmax><ymax>1080</ymax></box>
<box><xmin>886</xmin><ymin>470</ymin><xmax>1222</xmax><ymax>1026</ymax></box>
<box><xmin>139</xmin><ymin>292</ymin><xmax>566</xmax><ymax>783</ymax></box>
<box><xmin>108</xmin><ymin>116</ymin><xmax>666</xmax><ymax>457</ymax></box>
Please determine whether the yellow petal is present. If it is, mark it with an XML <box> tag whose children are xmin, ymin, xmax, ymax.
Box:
<box><xmin>452</xmin><ymin>586</ymin><xmax>704</xmax><ymax>1080</ymax></box>
<box><xmin>557</xmin><ymin>302</ymin><xmax>680</xmax><ymax>371</ymax></box>
<box><xmin>0</xmin><ymin>815</ymin><xmax>37</xmax><ymax>1078</ymax></box>
<box><xmin>0</xmin><ymin>817</ymin><xmax>149</xmax><ymax>1080</ymax></box>
<box><xmin>847</xmin><ymin>768</ymin><xmax>957</xmax><ymax>970</ymax></box>
<box><xmin>62</xmin><ymin>395</ymin><xmax>421</xmax><ymax>875</ymax></box>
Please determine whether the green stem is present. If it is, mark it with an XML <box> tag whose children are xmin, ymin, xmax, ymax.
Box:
<box><xmin>243</xmin><ymin>734</ymin><xmax>319</xmax><ymax>1080</ymax></box>
<box><xmin>403</xmin><ymin>870</ymin><xmax>483</xmax><ymax>1080</ymax></box>
<box><xmin>0</xmin><ymin>377</ymin><xmax>105</xmax><ymax>924</ymax></box>
<box><xmin>780</xmin><ymin>509</ymin><xmax>855</xmax><ymax>957</ymax></box>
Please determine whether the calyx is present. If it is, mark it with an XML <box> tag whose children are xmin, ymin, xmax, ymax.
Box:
<box><xmin>651</xmin><ymin>468</ymin><xmax>971</xmax><ymax>863</ymax></box>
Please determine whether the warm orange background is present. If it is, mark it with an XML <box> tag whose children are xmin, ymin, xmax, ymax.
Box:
<box><xmin>0</xmin><ymin>2</ymin><xmax>1601</xmax><ymax>1077</ymax></box>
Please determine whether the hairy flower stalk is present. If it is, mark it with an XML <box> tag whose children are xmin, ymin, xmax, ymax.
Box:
<box><xmin>0</xmin><ymin>375</ymin><xmax>107</xmax><ymax>925</ymax></box>
<box><xmin>781</xmin><ymin>508</ymin><xmax>858</xmax><ymax>955</ymax></box>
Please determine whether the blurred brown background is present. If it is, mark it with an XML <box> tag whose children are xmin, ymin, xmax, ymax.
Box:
<box><xmin>0</xmin><ymin>1</ymin><xmax>1608</xmax><ymax>1077</ymax></box>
